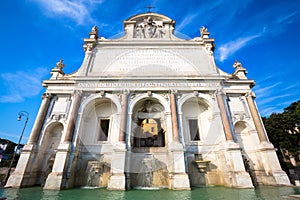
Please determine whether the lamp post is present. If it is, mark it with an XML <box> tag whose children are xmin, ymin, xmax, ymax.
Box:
<box><xmin>2</xmin><ymin>111</ymin><xmax>29</xmax><ymax>187</ymax></box>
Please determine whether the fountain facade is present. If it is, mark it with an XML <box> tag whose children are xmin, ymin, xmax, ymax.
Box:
<box><xmin>6</xmin><ymin>11</ymin><xmax>291</xmax><ymax>190</ymax></box>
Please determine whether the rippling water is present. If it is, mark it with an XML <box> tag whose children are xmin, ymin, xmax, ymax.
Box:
<box><xmin>1</xmin><ymin>186</ymin><xmax>300</xmax><ymax>200</ymax></box>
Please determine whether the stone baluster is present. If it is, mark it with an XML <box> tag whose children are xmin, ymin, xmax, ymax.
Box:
<box><xmin>245</xmin><ymin>92</ymin><xmax>268</xmax><ymax>142</ymax></box>
<box><xmin>28</xmin><ymin>93</ymin><xmax>52</xmax><ymax>144</ymax></box>
<box><xmin>64</xmin><ymin>91</ymin><xmax>82</xmax><ymax>142</ymax></box>
<box><xmin>216</xmin><ymin>91</ymin><xmax>234</xmax><ymax>141</ymax></box>
<box><xmin>170</xmin><ymin>91</ymin><xmax>179</xmax><ymax>142</ymax></box>
<box><xmin>119</xmin><ymin>92</ymin><xmax>129</xmax><ymax>142</ymax></box>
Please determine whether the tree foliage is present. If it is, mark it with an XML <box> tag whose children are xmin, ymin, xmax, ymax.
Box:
<box><xmin>263</xmin><ymin>100</ymin><xmax>300</xmax><ymax>157</ymax></box>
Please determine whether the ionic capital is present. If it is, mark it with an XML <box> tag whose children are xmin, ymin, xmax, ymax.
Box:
<box><xmin>42</xmin><ymin>92</ymin><xmax>52</xmax><ymax>100</ymax></box>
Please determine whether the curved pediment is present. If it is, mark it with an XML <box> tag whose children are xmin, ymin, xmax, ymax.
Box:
<box><xmin>123</xmin><ymin>12</ymin><xmax>177</xmax><ymax>40</ymax></box>
<box><xmin>125</xmin><ymin>12</ymin><xmax>173</xmax><ymax>22</ymax></box>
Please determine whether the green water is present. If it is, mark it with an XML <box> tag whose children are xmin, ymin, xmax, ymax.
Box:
<box><xmin>1</xmin><ymin>186</ymin><xmax>300</xmax><ymax>200</ymax></box>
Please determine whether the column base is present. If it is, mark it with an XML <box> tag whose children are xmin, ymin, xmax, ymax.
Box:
<box><xmin>224</xmin><ymin>172</ymin><xmax>254</xmax><ymax>188</ymax></box>
<box><xmin>169</xmin><ymin>173</ymin><xmax>190</xmax><ymax>190</ymax></box>
<box><xmin>254</xmin><ymin>170</ymin><xmax>291</xmax><ymax>186</ymax></box>
<box><xmin>43</xmin><ymin>172</ymin><xmax>64</xmax><ymax>190</ymax></box>
<box><xmin>5</xmin><ymin>144</ymin><xmax>37</xmax><ymax>188</ymax></box>
<box><xmin>223</xmin><ymin>142</ymin><xmax>254</xmax><ymax>188</ymax></box>
<box><xmin>43</xmin><ymin>143</ymin><xmax>71</xmax><ymax>190</ymax></box>
<box><xmin>107</xmin><ymin>174</ymin><xmax>126</xmax><ymax>190</ymax></box>
<box><xmin>256</xmin><ymin>142</ymin><xmax>291</xmax><ymax>186</ymax></box>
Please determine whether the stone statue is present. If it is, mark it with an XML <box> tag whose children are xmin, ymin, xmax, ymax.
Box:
<box><xmin>200</xmin><ymin>26</ymin><xmax>208</xmax><ymax>34</ymax></box>
<box><xmin>200</xmin><ymin>26</ymin><xmax>210</xmax><ymax>38</ymax></box>
<box><xmin>153</xmin><ymin>25</ymin><xmax>165</xmax><ymax>38</ymax></box>
<box><xmin>91</xmin><ymin>25</ymin><xmax>98</xmax><ymax>35</ymax></box>
<box><xmin>56</xmin><ymin>59</ymin><xmax>65</xmax><ymax>70</ymax></box>
<box><xmin>133</xmin><ymin>16</ymin><xmax>166</xmax><ymax>39</ymax></box>
<box><xmin>233</xmin><ymin>59</ymin><xmax>243</xmax><ymax>68</ymax></box>
<box><xmin>135</xmin><ymin>25</ymin><xmax>144</xmax><ymax>38</ymax></box>
<box><xmin>144</xmin><ymin>17</ymin><xmax>156</xmax><ymax>38</ymax></box>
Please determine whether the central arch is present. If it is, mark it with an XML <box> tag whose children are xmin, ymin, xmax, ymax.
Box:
<box><xmin>131</xmin><ymin>98</ymin><xmax>166</xmax><ymax>149</ymax></box>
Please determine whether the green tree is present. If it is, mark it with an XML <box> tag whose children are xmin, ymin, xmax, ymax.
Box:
<box><xmin>263</xmin><ymin>100</ymin><xmax>300</xmax><ymax>159</ymax></box>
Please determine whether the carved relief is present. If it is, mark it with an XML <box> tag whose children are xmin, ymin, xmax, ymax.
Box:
<box><xmin>133</xmin><ymin>17</ymin><xmax>166</xmax><ymax>39</ymax></box>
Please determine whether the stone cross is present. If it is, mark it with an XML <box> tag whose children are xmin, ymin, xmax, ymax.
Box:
<box><xmin>144</xmin><ymin>5</ymin><xmax>155</xmax><ymax>12</ymax></box>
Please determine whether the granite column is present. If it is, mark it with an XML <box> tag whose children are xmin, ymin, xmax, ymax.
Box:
<box><xmin>245</xmin><ymin>92</ymin><xmax>268</xmax><ymax>142</ymax></box>
<box><xmin>28</xmin><ymin>93</ymin><xmax>52</xmax><ymax>144</ymax></box>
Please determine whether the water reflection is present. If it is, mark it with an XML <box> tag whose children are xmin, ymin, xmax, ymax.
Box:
<box><xmin>42</xmin><ymin>189</ymin><xmax>60</xmax><ymax>200</ymax></box>
<box><xmin>1</xmin><ymin>186</ymin><xmax>300</xmax><ymax>200</ymax></box>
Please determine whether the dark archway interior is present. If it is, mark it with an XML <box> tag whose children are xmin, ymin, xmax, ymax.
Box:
<box><xmin>132</xmin><ymin>99</ymin><xmax>165</xmax><ymax>148</ymax></box>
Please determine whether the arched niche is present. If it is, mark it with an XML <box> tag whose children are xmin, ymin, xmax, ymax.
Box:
<box><xmin>235</xmin><ymin>121</ymin><xmax>249</xmax><ymax>134</ymax></box>
<box><xmin>37</xmin><ymin>122</ymin><xmax>64</xmax><ymax>185</ymax></box>
<box><xmin>78</xmin><ymin>97</ymin><xmax>118</xmax><ymax>145</ymax></box>
<box><xmin>181</xmin><ymin>97</ymin><xmax>211</xmax><ymax>143</ymax></box>
<box><xmin>131</xmin><ymin>98</ymin><xmax>166</xmax><ymax>149</ymax></box>
<box><xmin>234</xmin><ymin>121</ymin><xmax>259</xmax><ymax>151</ymax></box>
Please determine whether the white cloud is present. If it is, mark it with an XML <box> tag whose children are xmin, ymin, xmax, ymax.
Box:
<box><xmin>30</xmin><ymin>0</ymin><xmax>104</xmax><ymax>24</ymax></box>
<box><xmin>176</xmin><ymin>14</ymin><xmax>198</xmax><ymax>32</ymax></box>
<box><xmin>216</xmin><ymin>34</ymin><xmax>261</xmax><ymax>62</ymax></box>
<box><xmin>254</xmin><ymin>82</ymin><xmax>282</xmax><ymax>97</ymax></box>
<box><xmin>260</xmin><ymin>106</ymin><xmax>281</xmax><ymax>116</ymax></box>
<box><xmin>257</xmin><ymin>93</ymin><xmax>292</xmax><ymax>105</ymax></box>
<box><xmin>0</xmin><ymin>68</ymin><xmax>48</xmax><ymax>103</ymax></box>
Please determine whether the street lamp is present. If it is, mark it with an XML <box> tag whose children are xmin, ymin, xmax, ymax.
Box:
<box><xmin>2</xmin><ymin>111</ymin><xmax>29</xmax><ymax>187</ymax></box>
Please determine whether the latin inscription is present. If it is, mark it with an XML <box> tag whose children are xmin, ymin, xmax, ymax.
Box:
<box><xmin>105</xmin><ymin>49</ymin><xmax>195</xmax><ymax>73</ymax></box>
<box><xmin>77</xmin><ymin>81</ymin><xmax>220</xmax><ymax>89</ymax></box>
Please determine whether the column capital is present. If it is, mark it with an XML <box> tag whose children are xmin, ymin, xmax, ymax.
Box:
<box><xmin>122</xmin><ymin>89</ymin><xmax>130</xmax><ymax>95</ymax></box>
<box><xmin>245</xmin><ymin>91</ymin><xmax>256</xmax><ymax>98</ymax></box>
<box><xmin>42</xmin><ymin>92</ymin><xmax>52</xmax><ymax>100</ymax></box>
<box><xmin>215</xmin><ymin>89</ymin><xmax>224</xmax><ymax>96</ymax></box>
<box><xmin>73</xmin><ymin>90</ymin><xmax>83</xmax><ymax>96</ymax></box>
<box><xmin>170</xmin><ymin>89</ymin><xmax>178</xmax><ymax>95</ymax></box>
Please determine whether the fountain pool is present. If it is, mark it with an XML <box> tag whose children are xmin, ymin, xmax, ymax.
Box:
<box><xmin>1</xmin><ymin>186</ymin><xmax>300</xmax><ymax>200</ymax></box>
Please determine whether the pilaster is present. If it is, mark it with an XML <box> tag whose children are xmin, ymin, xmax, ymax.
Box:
<box><xmin>168</xmin><ymin>144</ymin><xmax>190</xmax><ymax>190</ymax></box>
<box><xmin>108</xmin><ymin>146</ymin><xmax>127</xmax><ymax>190</ymax></box>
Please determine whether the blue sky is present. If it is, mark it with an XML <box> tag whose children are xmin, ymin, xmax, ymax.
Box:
<box><xmin>0</xmin><ymin>0</ymin><xmax>300</xmax><ymax>144</ymax></box>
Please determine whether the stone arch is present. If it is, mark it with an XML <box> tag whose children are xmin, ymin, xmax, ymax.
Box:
<box><xmin>76</xmin><ymin>96</ymin><xmax>119</xmax><ymax>145</ymax></box>
<box><xmin>130</xmin><ymin>96</ymin><xmax>167</xmax><ymax>149</ymax></box>
<box><xmin>235</xmin><ymin>121</ymin><xmax>251</xmax><ymax>134</ymax></box>
<box><xmin>234</xmin><ymin>121</ymin><xmax>259</xmax><ymax>151</ymax></box>
<box><xmin>178</xmin><ymin>93</ymin><xmax>212</xmax><ymax>113</ymax></box>
<box><xmin>37</xmin><ymin>122</ymin><xmax>64</xmax><ymax>185</ymax></box>
<box><xmin>129</xmin><ymin>93</ymin><xmax>170</xmax><ymax>113</ymax></box>
<box><xmin>79</xmin><ymin>93</ymin><xmax>121</xmax><ymax>114</ymax></box>
<box><xmin>180</xmin><ymin>96</ymin><xmax>212</xmax><ymax>143</ymax></box>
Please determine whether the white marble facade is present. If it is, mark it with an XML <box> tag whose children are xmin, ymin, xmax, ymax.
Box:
<box><xmin>6</xmin><ymin>12</ymin><xmax>290</xmax><ymax>190</ymax></box>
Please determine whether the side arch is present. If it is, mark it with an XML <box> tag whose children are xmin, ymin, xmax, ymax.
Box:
<box><xmin>179</xmin><ymin>95</ymin><xmax>212</xmax><ymax>144</ymax></box>
<box><xmin>36</xmin><ymin>122</ymin><xmax>64</xmax><ymax>185</ymax></box>
<box><xmin>79</xmin><ymin>93</ymin><xmax>121</xmax><ymax>114</ymax></box>
<box><xmin>234</xmin><ymin>120</ymin><xmax>260</xmax><ymax>151</ymax></box>
<box><xmin>178</xmin><ymin>93</ymin><xmax>212</xmax><ymax>113</ymax></box>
